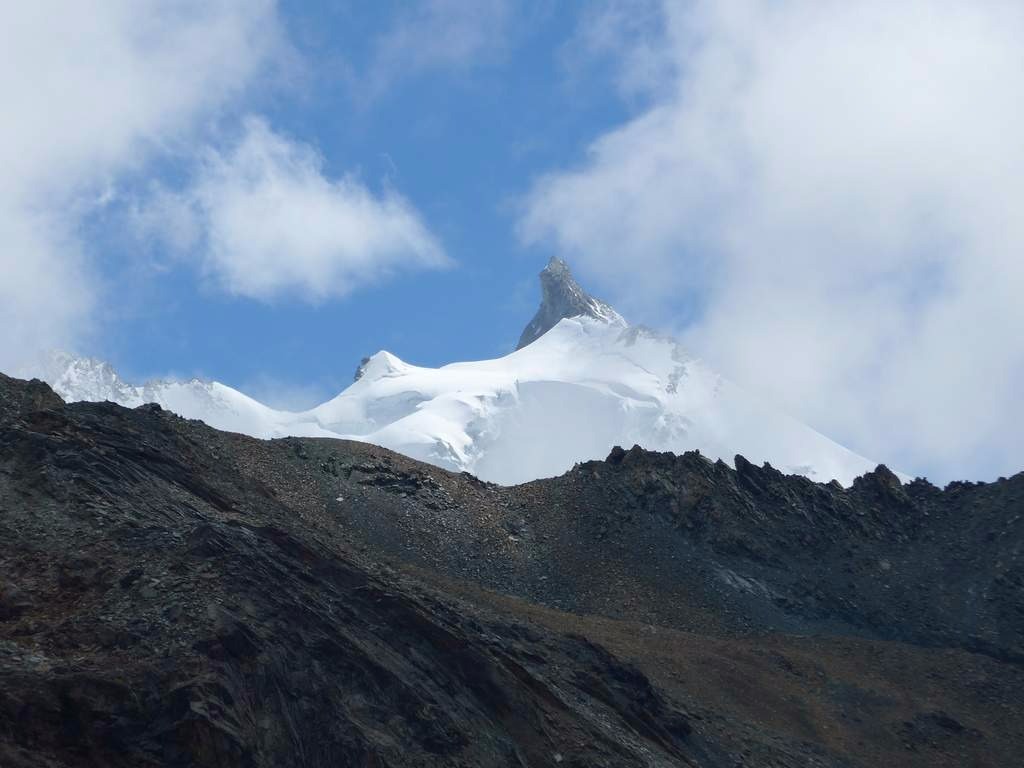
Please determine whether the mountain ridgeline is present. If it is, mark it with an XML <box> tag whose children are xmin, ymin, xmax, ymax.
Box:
<box><xmin>1</xmin><ymin>372</ymin><xmax>1022</xmax><ymax>767</ymax></box>
<box><xmin>37</xmin><ymin>259</ymin><xmax>886</xmax><ymax>486</ymax></box>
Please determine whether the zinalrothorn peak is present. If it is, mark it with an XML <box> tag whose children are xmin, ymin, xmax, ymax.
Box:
<box><xmin>33</xmin><ymin>258</ymin><xmax>896</xmax><ymax>486</ymax></box>
<box><xmin>515</xmin><ymin>257</ymin><xmax>625</xmax><ymax>350</ymax></box>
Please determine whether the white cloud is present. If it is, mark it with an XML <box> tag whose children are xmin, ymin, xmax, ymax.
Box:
<box><xmin>142</xmin><ymin>118</ymin><xmax>448</xmax><ymax>302</ymax></box>
<box><xmin>1</xmin><ymin>213</ymin><xmax>94</xmax><ymax>374</ymax></box>
<box><xmin>522</xmin><ymin>0</ymin><xmax>1024</xmax><ymax>482</ymax></box>
<box><xmin>354</xmin><ymin>0</ymin><xmax>513</xmax><ymax>102</ymax></box>
<box><xmin>0</xmin><ymin>0</ymin><xmax>284</xmax><ymax>372</ymax></box>
<box><xmin>561</xmin><ymin>0</ymin><xmax>676</xmax><ymax>102</ymax></box>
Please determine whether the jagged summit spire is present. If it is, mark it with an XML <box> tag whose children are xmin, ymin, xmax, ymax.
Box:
<box><xmin>516</xmin><ymin>257</ymin><xmax>625</xmax><ymax>350</ymax></box>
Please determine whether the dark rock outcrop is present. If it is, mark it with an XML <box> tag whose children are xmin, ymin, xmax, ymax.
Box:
<box><xmin>353</xmin><ymin>355</ymin><xmax>371</xmax><ymax>382</ymax></box>
<box><xmin>343</xmin><ymin>441</ymin><xmax>1024</xmax><ymax>664</ymax></box>
<box><xmin>516</xmin><ymin>257</ymin><xmax>625</xmax><ymax>349</ymax></box>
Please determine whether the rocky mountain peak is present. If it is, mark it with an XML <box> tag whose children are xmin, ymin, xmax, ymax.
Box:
<box><xmin>36</xmin><ymin>350</ymin><xmax>132</xmax><ymax>404</ymax></box>
<box><xmin>516</xmin><ymin>257</ymin><xmax>625</xmax><ymax>350</ymax></box>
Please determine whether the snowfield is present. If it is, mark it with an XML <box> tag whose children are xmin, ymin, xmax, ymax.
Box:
<box><xmin>40</xmin><ymin>318</ymin><xmax>883</xmax><ymax>486</ymax></box>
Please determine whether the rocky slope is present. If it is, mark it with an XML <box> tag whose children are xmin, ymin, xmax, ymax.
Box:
<box><xmin>1</xmin><ymin>373</ymin><xmax>1022</xmax><ymax>766</ymax></box>
<box><xmin>332</xmin><ymin>444</ymin><xmax>1023</xmax><ymax>661</ymax></box>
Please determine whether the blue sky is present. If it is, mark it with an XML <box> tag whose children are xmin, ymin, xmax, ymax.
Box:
<box><xmin>3</xmin><ymin>1</ymin><xmax>1024</xmax><ymax>482</ymax></box>
<box><xmin>86</xmin><ymin>2</ymin><xmax>638</xmax><ymax>403</ymax></box>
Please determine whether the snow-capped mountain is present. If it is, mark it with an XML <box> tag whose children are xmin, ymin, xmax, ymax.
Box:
<box><xmin>38</xmin><ymin>259</ymin><xmax>886</xmax><ymax>486</ymax></box>
<box><xmin>33</xmin><ymin>351</ymin><xmax>338</xmax><ymax>441</ymax></box>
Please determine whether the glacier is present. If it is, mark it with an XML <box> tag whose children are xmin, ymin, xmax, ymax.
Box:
<box><xmin>36</xmin><ymin>319</ymin><xmax>881</xmax><ymax>486</ymax></box>
<box><xmin>33</xmin><ymin>259</ymin><xmax>889</xmax><ymax>486</ymax></box>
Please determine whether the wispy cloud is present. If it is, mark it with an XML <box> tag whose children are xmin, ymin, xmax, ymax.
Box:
<box><xmin>0</xmin><ymin>0</ymin><xmax>285</xmax><ymax>371</ymax></box>
<box><xmin>522</xmin><ymin>0</ymin><xmax>1024</xmax><ymax>481</ymax></box>
<box><xmin>352</xmin><ymin>0</ymin><xmax>513</xmax><ymax>103</ymax></box>
<box><xmin>138</xmin><ymin>118</ymin><xmax>449</xmax><ymax>302</ymax></box>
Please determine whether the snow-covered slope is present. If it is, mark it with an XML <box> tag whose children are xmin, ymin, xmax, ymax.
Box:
<box><xmin>36</xmin><ymin>262</ymin><xmax>890</xmax><ymax>486</ymax></box>
<box><xmin>308</xmin><ymin>318</ymin><xmax>881</xmax><ymax>485</ymax></box>
<box><xmin>34</xmin><ymin>352</ymin><xmax>337</xmax><ymax>440</ymax></box>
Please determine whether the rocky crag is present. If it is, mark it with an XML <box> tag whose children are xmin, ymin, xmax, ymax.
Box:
<box><xmin>516</xmin><ymin>257</ymin><xmax>625</xmax><ymax>349</ymax></box>
<box><xmin>1</xmin><ymin>372</ymin><xmax>1022</xmax><ymax>767</ymax></box>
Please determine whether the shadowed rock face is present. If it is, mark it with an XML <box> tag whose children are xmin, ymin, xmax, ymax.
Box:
<box><xmin>335</xmin><ymin>442</ymin><xmax>1024</xmax><ymax>665</ymax></box>
<box><xmin>516</xmin><ymin>257</ymin><xmax>625</xmax><ymax>350</ymax></box>
<box><xmin>1</xmin><ymin>372</ymin><xmax>1023</xmax><ymax>767</ymax></box>
<box><xmin>0</xmin><ymin>374</ymin><xmax>697</xmax><ymax>768</ymax></box>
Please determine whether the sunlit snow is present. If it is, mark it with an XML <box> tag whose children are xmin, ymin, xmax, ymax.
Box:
<box><xmin>42</xmin><ymin>318</ymin><xmax>883</xmax><ymax>486</ymax></box>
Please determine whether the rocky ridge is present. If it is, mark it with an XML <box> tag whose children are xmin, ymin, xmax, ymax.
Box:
<box><xmin>286</xmin><ymin>442</ymin><xmax>1024</xmax><ymax>665</ymax></box>
<box><xmin>0</xmin><ymin>374</ymin><xmax>698</xmax><ymax>767</ymax></box>
<box><xmin>35</xmin><ymin>259</ymin><xmax>884</xmax><ymax>487</ymax></box>
<box><xmin>1</xmin><ymin>373</ymin><xmax>1022</xmax><ymax>767</ymax></box>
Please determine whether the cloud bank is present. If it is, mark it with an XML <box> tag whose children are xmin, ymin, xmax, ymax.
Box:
<box><xmin>0</xmin><ymin>0</ymin><xmax>283</xmax><ymax>371</ymax></box>
<box><xmin>3</xmin><ymin>1</ymin><xmax>448</xmax><ymax>372</ymax></box>
<box><xmin>142</xmin><ymin>119</ymin><xmax>449</xmax><ymax>302</ymax></box>
<box><xmin>522</xmin><ymin>0</ymin><xmax>1024</xmax><ymax>481</ymax></box>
